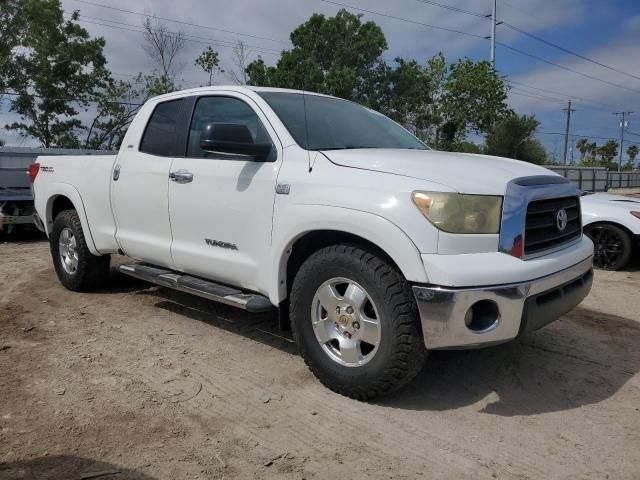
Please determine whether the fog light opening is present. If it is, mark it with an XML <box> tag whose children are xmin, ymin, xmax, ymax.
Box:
<box><xmin>465</xmin><ymin>300</ymin><xmax>500</xmax><ymax>332</ymax></box>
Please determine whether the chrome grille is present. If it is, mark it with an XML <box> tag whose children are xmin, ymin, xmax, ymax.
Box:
<box><xmin>524</xmin><ymin>196</ymin><xmax>581</xmax><ymax>256</ymax></box>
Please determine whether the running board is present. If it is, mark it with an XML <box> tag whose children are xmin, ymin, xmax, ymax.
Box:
<box><xmin>119</xmin><ymin>264</ymin><xmax>274</xmax><ymax>313</ymax></box>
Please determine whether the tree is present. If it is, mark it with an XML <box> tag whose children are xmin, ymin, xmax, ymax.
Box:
<box><xmin>627</xmin><ymin>145</ymin><xmax>639</xmax><ymax>166</ymax></box>
<box><xmin>485</xmin><ymin>113</ymin><xmax>546</xmax><ymax>164</ymax></box>
<box><xmin>141</xmin><ymin>16</ymin><xmax>185</xmax><ymax>94</ymax></box>
<box><xmin>598</xmin><ymin>140</ymin><xmax>618</xmax><ymax>162</ymax></box>
<box><xmin>384</xmin><ymin>58</ymin><xmax>431</xmax><ymax>135</ymax></box>
<box><xmin>587</xmin><ymin>142</ymin><xmax>598</xmax><ymax>159</ymax></box>
<box><xmin>84</xmin><ymin>77</ymin><xmax>148</xmax><ymax>150</ymax></box>
<box><xmin>6</xmin><ymin>0</ymin><xmax>109</xmax><ymax>147</ymax></box>
<box><xmin>195</xmin><ymin>46</ymin><xmax>222</xmax><ymax>86</ymax></box>
<box><xmin>575</xmin><ymin>138</ymin><xmax>589</xmax><ymax>161</ymax></box>
<box><xmin>246</xmin><ymin>9</ymin><xmax>387</xmax><ymax>100</ymax></box>
<box><xmin>0</xmin><ymin>0</ymin><xmax>23</xmax><ymax>102</ymax></box>
<box><xmin>229</xmin><ymin>40</ymin><xmax>251</xmax><ymax>85</ymax></box>
<box><xmin>439</xmin><ymin>58</ymin><xmax>510</xmax><ymax>144</ymax></box>
<box><xmin>0</xmin><ymin>138</ymin><xmax>5</xmax><ymax>147</ymax></box>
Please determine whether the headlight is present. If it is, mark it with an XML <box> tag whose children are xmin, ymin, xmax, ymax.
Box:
<box><xmin>412</xmin><ymin>191</ymin><xmax>503</xmax><ymax>234</ymax></box>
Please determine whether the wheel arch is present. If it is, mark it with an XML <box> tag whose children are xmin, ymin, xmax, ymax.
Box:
<box><xmin>270</xmin><ymin>205</ymin><xmax>429</xmax><ymax>305</ymax></box>
<box><xmin>584</xmin><ymin>220</ymin><xmax>636</xmax><ymax>240</ymax></box>
<box><xmin>43</xmin><ymin>185</ymin><xmax>99</xmax><ymax>255</ymax></box>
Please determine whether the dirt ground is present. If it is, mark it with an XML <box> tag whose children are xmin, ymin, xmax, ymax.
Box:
<box><xmin>1</xmin><ymin>239</ymin><xmax>639</xmax><ymax>480</ymax></box>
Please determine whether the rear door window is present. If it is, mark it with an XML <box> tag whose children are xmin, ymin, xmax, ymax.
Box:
<box><xmin>139</xmin><ymin>99</ymin><xmax>184</xmax><ymax>156</ymax></box>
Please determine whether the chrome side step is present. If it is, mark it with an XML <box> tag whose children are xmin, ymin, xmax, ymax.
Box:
<box><xmin>119</xmin><ymin>264</ymin><xmax>274</xmax><ymax>313</ymax></box>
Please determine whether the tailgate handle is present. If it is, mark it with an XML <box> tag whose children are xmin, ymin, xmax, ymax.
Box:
<box><xmin>169</xmin><ymin>169</ymin><xmax>194</xmax><ymax>184</ymax></box>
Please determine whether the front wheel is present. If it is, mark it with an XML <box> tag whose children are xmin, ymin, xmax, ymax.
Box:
<box><xmin>50</xmin><ymin>209</ymin><xmax>110</xmax><ymax>291</ymax></box>
<box><xmin>290</xmin><ymin>245</ymin><xmax>427</xmax><ymax>400</ymax></box>
<box><xmin>584</xmin><ymin>223</ymin><xmax>633</xmax><ymax>271</ymax></box>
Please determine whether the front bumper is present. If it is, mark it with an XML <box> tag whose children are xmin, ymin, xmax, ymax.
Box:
<box><xmin>412</xmin><ymin>256</ymin><xmax>593</xmax><ymax>349</ymax></box>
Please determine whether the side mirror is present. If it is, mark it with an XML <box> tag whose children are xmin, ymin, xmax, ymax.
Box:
<box><xmin>199</xmin><ymin>123</ymin><xmax>271</xmax><ymax>161</ymax></box>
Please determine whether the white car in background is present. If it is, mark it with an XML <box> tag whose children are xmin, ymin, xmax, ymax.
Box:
<box><xmin>581</xmin><ymin>192</ymin><xmax>640</xmax><ymax>270</ymax></box>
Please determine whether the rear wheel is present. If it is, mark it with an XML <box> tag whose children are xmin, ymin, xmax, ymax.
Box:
<box><xmin>290</xmin><ymin>245</ymin><xmax>426</xmax><ymax>400</ymax></box>
<box><xmin>50</xmin><ymin>209</ymin><xmax>110</xmax><ymax>291</ymax></box>
<box><xmin>584</xmin><ymin>223</ymin><xmax>633</xmax><ymax>271</ymax></box>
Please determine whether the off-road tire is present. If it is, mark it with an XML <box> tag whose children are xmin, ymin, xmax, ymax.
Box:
<box><xmin>50</xmin><ymin>209</ymin><xmax>110</xmax><ymax>291</ymax></box>
<box><xmin>290</xmin><ymin>245</ymin><xmax>427</xmax><ymax>400</ymax></box>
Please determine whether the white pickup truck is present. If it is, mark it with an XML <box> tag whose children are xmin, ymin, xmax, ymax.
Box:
<box><xmin>32</xmin><ymin>86</ymin><xmax>594</xmax><ymax>399</ymax></box>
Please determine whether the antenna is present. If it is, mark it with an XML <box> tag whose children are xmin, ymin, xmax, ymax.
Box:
<box><xmin>302</xmin><ymin>90</ymin><xmax>313</xmax><ymax>172</ymax></box>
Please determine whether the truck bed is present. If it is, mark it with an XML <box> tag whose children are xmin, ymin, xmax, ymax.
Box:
<box><xmin>33</xmin><ymin>154</ymin><xmax>119</xmax><ymax>253</ymax></box>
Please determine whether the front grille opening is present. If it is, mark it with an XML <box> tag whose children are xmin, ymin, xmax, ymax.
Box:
<box><xmin>562</xmin><ymin>277</ymin><xmax>584</xmax><ymax>295</ymax></box>
<box><xmin>536</xmin><ymin>288</ymin><xmax>561</xmax><ymax>306</ymax></box>
<box><xmin>524</xmin><ymin>196</ymin><xmax>581</xmax><ymax>256</ymax></box>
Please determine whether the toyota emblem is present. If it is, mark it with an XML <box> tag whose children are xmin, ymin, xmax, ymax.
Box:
<box><xmin>556</xmin><ymin>209</ymin><xmax>568</xmax><ymax>231</ymax></box>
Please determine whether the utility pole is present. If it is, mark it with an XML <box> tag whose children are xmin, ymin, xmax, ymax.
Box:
<box><xmin>614</xmin><ymin>111</ymin><xmax>632</xmax><ymax>171</ymax></box>
<box><xmin>562</xmin><ymin>101</ymin><xmax>575</xmax><ymax>165</ymax></box>
<box><xmin>490</xmin><ymin>0</ymin><xmax>497</xmax><ymax>68</ymax></box>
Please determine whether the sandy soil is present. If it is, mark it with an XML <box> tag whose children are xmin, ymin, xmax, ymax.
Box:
<box><xmin>1</xmin><ymin>239</ymin><xmax>639</xmax><ymax>480</ymax></box>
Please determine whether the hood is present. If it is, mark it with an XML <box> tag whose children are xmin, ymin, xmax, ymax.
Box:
<box><xmin>581</xmin><ymin>192</ymin><xmax>640</xmax><ymax>207</ymax></box>
<box><xmin>322</xmin><ymin>149</ymin><xmax>557</xmax><ymax>195</ymax></box>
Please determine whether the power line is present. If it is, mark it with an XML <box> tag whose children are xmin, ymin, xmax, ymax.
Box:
<box><xmin>497</xmin><ymin>42</ymin><xmax>640</xmax><ymax>95</ymax></box>
<box><xmin>69</xmin><ymin>0</ymin><xmax>290</xmax><ymax>45</ymax></box>
<box><xmin>501</xmin><ymin>22</ymin><xmax>640</xmax><ymax>83</ymax></box>
<box><xmin>413</xmin><ymin>0</ymin><xmax>487</xmax><ymax>19</ymax></box>
<box><xmin>411</xmin><ymin>0</ymin><xmax>640</xmax><ymax>83</ymax></box>
<box><xmin>73</xmin><ymin>14</ymin><xmax>282</xmax><ymax>56</ymax></box>
<box><xmin>506</xmin><ymin>79</ymin><xmax>631</xmax><ymax>112</ymax></box>
<box><xmin>537</xmin><ymin>131</ymin><xmax>637</xmax><ymax>145</ymax></box>
<box><xmin>319</xmin><ymin>0</ymin><xmax>486</xmax><ymax>39</ymax></box>
<box><xmin>323</xmin><ymin>0</ymin><xmax>640</xmax><ymax>98</ymax></box>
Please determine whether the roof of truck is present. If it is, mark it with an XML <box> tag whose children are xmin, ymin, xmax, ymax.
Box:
<box><xmin>148</xmin><ymin>85</ymin><xmax>335</xmax><ymax>103</ymax></box>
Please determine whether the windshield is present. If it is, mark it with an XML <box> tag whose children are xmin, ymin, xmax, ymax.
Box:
<box><xmin>258</xmin><ymin>91</ymin><xmax>428</xmax><ymax>151</ymax></box>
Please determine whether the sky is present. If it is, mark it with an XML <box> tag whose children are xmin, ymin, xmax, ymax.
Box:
<box><xmin>2</xmin><ymin>0</ymin><xmax>640</xmax><ymax>164</ymax></box>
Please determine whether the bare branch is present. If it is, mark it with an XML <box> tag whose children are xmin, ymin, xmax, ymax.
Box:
<box><xmin>229</xmin><ymin>40</ymin><xmax>251</xmax><ymax>85</ymax></box>
<box><xmin>141</xmin><ymin>16</ymin><xmax>185</xmax><ymax>88</ymax></box>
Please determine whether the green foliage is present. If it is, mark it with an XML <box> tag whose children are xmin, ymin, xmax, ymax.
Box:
<box><xmin>452</xmin><ymin>141</ymin><xmax>483</xmax><ymax>154</ymax></box>
<box><xmin>627</xmin><ymin>145</ymin><xmax>639</xmax><ymax>164</ymax></box>
<box><xmin>5</xmin><ymin>0</ymin><xmax>108</xmax><ymax>147</ymax></box>
<box><xmin>440</xmin><ymin>58</ymin><xmax>511</xmax><ymax>141</ymax></box>
<box><xmin>195</xmin><ymin>46</ymin><xmax>223</xmax><ymax>86</ymax></box>
<box><xmin>0</xmin><ymin>0</ymin><xmax>23</xmax><ymax>98</ymax></box>
<box><xmin>575</xmin><ymin>138</ymin><xmax>589</xmax><ymax>160</ymax></box>
<box><xmin>247</xmin><ymin>9</ymin><xmax>387</xmax><ymax>100</ymax></box>
<box><xmin>84</xmin><ymin>77</ymin><xmax>149</xmax><ymax>150</ymax></box>
<box><xmin>246</xmin><ymin>11</ymin><xmax>510</xmax><ymax>152</ymax></box>
<box><xmin>578</xmin><ymin>140</ymin><xmax>620</xmax><ymax>171</ymax></box>
<box><xmin>484</xmin><ymin>114</ymin><xmax>546</xmax><ymax>164</ymax></box>
<box><xmin>598</xmin><ymin>140</ymin><xmax>618</xmax><ymax>162</ymax></box>
<box><xmin>384</xmin><ymin>58</ymin><xmax>431</xmax><ymax>135</ymax></box>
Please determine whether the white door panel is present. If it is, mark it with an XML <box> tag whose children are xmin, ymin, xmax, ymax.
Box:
<box><xmin>169</xmin><ymin>159</ymin><xmax>279</xmax><ymax>291</ymax></box>
<box><xmin>168</xmin><ymin>94</ymin><xmax>281</xmax><ymax>294</ymax></box>
<box><xmin>111</xmin><ymin>98</ymin><xmax>185</xmax><ymax>268</ymax></box>
<box><xmin>111</xmin><ymin>152</ymin><xmax>174</xmax><ymax>267</ymax></box>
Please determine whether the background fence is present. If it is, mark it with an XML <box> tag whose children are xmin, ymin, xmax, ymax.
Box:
<box><xmin>545</xmin><ymin>166</ymin><xmax>640</xmax><ymax>192</ymax></box>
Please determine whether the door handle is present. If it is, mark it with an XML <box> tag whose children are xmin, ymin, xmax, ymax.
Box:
<box><xmin>169</xmin><ymin>169</ymin><xmax>194</xmax><ymax>184</ymax></box>
<box><xmin>113</xmin><ymin>164</ymin><xmax>121</xmax><ymax>181</ymax></box>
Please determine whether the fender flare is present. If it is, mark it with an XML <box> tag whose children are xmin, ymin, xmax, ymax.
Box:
<box><xmin>269</xmin><ymin>204</ymin><xmax>429</xmax><ymax>304</ymax></box>
<box><xmin>42</xmin><ymin>182</ymin><xmax>100</xmax><ymax>255</ymax></box>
